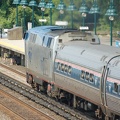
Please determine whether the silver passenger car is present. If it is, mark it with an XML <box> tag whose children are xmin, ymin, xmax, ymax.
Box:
<box><xmin>25</xmin><ymin>26</ymin><xmax>120</xmax><ymax>119</ymax></box>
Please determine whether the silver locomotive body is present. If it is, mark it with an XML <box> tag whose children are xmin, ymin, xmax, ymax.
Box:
<box><xmin>25</xmin><ymin>26</ymin><xmax>120</xmax><ymax>119</ymax></box>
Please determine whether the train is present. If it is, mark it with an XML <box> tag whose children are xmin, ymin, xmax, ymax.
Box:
<box><xmin>24</xmin><ymin>26</ymin><xmax>120</xmax><ymax>120</ymax></box>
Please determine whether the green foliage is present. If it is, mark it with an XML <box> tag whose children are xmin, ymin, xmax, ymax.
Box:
<box><xmin>0</xmin><ymin>0</ymin><xmax>120</xmax><ymax>33</ymax></box>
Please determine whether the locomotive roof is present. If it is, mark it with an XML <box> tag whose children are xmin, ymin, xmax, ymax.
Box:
<box><xmin>28</xmin><ymin>26</ymin><xmax>92</xmax><ymax>39</ymax></box>
<box><xmin>28</xmin><ymin>26</ymin><xmax>81</xmax><ymax>39</ymax></box>
<box><xmin>45</xmin><ymin>29</ymin><xmax>99</xmax><ymax>44</ymax></box>
<box><xmin>56</xmin><ymin>40</ymin><xmax>120</xmax><ymax>72</ymax></box>
<box><xmin>28</xmin><ymin>26</ymin><xmax>62</xmax><ymax>34</ymax></box>
<box><xmin>46</xmin><ymin>29</ymin><xmax>79</xmax><ymax>37</ymax></box>
<box><xmin>27</xmin><ymin>26</ymin><xmax>100</xmax><ymax>44</ymax></box>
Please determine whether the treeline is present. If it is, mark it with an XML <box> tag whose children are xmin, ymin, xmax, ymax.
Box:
<box><xmin>0</xmin><ymin>0</ymin><xmax>120</xmax><ymax>32</ymax></box>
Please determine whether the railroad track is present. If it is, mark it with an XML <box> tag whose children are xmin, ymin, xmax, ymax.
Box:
<box><xmin>0</xmin><ymin>63</ymin><xmax>97</xmax><ymax>120</ymax></box>
<box><xmin>0</xmin><ymin>63</ymin><xmax>26</xmax><ymax>77</ymax></box>
<box><xmin>0</xmin><ymin>104</ymin><xmax>24</xmax><ymax>120</ymax></box>
<box><xmin>0</xmin><ymin>87</ymin><xmax>54</xmax><ymax>120</ymax></box>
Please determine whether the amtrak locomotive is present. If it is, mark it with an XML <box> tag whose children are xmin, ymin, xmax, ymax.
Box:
<box><xmin>25</xmin><ymin>26</ymin><xmax>120</xmax><ymax>120</ymax></box>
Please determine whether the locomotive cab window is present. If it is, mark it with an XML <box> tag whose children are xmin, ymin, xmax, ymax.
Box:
<box><xmin>47</xmin><ymin>37</ymin><xmax>52</xmax><ymax>48</ymax></box>
<box><xmin>43</xmin><ymin>36</ymin><xmax>49</xmax><ymax>47</ymax></box>
<box><xmin>43</xmin><ymin>37</ymin><xmax>47</xmax><ymax>47</ymax></box>
<box><xmin>114</xmin><ymin>83</ymin><xmax>118</xmax><ymax>93</ymax></box>
<box><xmin>29</xmin><ymin>33</ymin><xmax>37</xmax><ymax>43</ymax></box>
<box><xmin>81</xmin><ymin>70</ymin><xmax>85</xmax><ymax>80</ymax></box>
<box><xmin>24</xmin><ymin>32</ymin><xmax>29</xmax><ymax>40</ymax></box>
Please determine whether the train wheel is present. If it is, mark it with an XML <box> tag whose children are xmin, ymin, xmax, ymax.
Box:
<box><xmin>105</xmin><ymin>115</ymin><xmax>110</xmax><ymax>120</ymax></box>
<box><xmin>28</xmin><ymin>74</ymin><xmax>33</xmax><ymax>84</ymax></box>
<box><xmin>35</xmin><ymin>83</ymin><xmax>40</xmax><ymax>91</ymax></box>
<box><xmin>31</xmin><ymin>82</ymin><xmax>35</xmax><ymax>88</ymax></box>
<box><xmin>28</xmin><ymin>75</ymin><xmax>35</xmax><ymax>88</ymax></box>
<box><xmin>42</xmin><ymin>81</ymin><xmax>48</xmax><ymax>93</ymax></box>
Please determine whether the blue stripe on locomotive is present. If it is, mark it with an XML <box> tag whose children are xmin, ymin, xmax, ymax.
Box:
<box><xmin>54</xmin><ymin>61</ymin><xmax>120</xmax><ymax>98</ymax></box>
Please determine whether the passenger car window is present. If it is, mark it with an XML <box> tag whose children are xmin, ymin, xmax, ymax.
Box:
<box><xmin>61</xmin><ymin>64</ymin><xmax>65</xmax><ymax>72</ymax></box>
<box><xmin>119</xmin><ymin>85</ymin><xmax>120</xmax><ymax>94</ymax></box>
<box><xmin>81</xmin><ymin>70</ymin><xmax>85</xmax><ymax>80</ymax></box>
<box><xmin>57</xmin><ymin>62</ymin><xmax>61</xmax><ymax>71</ymax></box>
<box><xmin>68</xmin><ymin>66</ymin><xmax>72</xmax><ymax>75</ymax></box>
<box><xmin>114</xmin><ymin>83</ymin><xmax>118</xmax><ymax>93</ymax></box>
<box><xmin>85</xmin><ymin>72</ymin><xmax>89</xmax><ymax>81</ymax></box>
<box><xmin>64</xmin><ymin>65</ymin><xmax>68</xmax><ymax>73</ymax></box>
<box><xmin>89</xmin><ymin>74</ymin><xmax>94</xmax><ymax>83</ymax></box>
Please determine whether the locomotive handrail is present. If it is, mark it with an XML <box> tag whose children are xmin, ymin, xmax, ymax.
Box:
<box><xmin>101</xmin><ymin>55</ymin><xmax>120</xmax><ymax>117</ymax></box>
<box><xmin>103</xmin><ymin>67</ymin><xmax>109</xmax><ymax>115</ymax></box>
<box><xmin>100</xmin><ymin>66</ymin><xmax>105</xmax><ymax>105</ymax></box>
<box><xmin>53</xmin><ymin>51</ymin><xmax>58</xmax><ymax>83</ymax></box>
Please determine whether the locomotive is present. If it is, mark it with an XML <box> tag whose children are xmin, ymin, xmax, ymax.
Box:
<box><xmin>24</xmin><ymin>26</ymin><xmax>120</xmax><ymax>120</ymax></box>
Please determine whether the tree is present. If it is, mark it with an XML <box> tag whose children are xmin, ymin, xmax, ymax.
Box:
<box><xmin>0</xmin><ymin>0</ymin><xmax>119</xmax><ymax>31</ymax></box>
